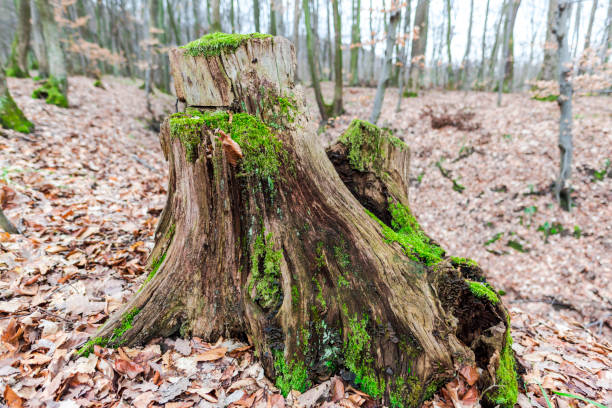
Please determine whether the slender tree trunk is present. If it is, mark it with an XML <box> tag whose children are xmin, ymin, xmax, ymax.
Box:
<box><xmin>93</xmin><ymin>36</ymin><xmax>517</xmax><ymax>408</ymax></box>
<box><xmin>539</xmin><ymin>0</ymin><xmax>559</xmax><ymax>80</ymax></box>
<box><xmin>327</xmin><ymin>0</ymin><xmax>333</xmax><ymax>80</ymax></box>
<box><xmin>368</xmin><ymin>0</ymin><xmax>376</xmax><ymax>85</ymax></box>
<box><xmin>34</xmin><ymin>0</ymin><xmax>68</xmax><ymax>103</ymax></box>
<box><xmin>0</xmin><ymin>66</ymin><xmax>34</xmax><ymax>134</ymax></box>
<box><xmin>370</xmin><ymin>7</ymin><xmax>400</xmax><ymax>124</ymax></box>
<box><xmin>211</xmin><ymin>0</ymin><xmax>221</xmax><ymax>31</ymax></box>
<box><xmin>553</xmin><ymin>0</ymin><xmax>573</xmax><ymax>210</ymax></box>
<box><xmin>7</xmin><ymin>0</ymin><xmax>32</xmax><ymax>78</ymax></box>
<box><xmin>444</xmin><ymin>0</ymin><xmax>453</xmax><ymax>88</ymax></box>
<box><xmin>487</xmin><ymin>0</ymin><xmax>506</xmax><ymax>85</ymax></box>
<box><xmin>571</xmin><ymin>1</ymin><xmax>581</xmax><ymax>59</ymax></box>
<box><xmin>270</xmin><ymin>0</ymin><xmax>277</xmax><ymax>35</ymax></box>
<box><xmin>253</xmin><ymin>0</ymin><xmax>260</xmax><ymax>32</ymax></box>
<box><xmin>303</xmin><ymin>0</ymin><xmax>330</xmax><ymax>122</ymax></box>
<box><xmin>458</xmin><ymin>0</ymin><xmax>473</xmax><ymax>89</ymax></box>
<box><xmin>497</xmin><ymin>1</ymin><xmax>511</xmax><ymax>106</ymax></box>
<box><xmin>503</xmin><ymin>0</ymin><xmax>521</xmax><ymax>92</ymax></box>
<box><xmin>604</xmin><ymin>0</ymin><xmax>612</xmax><ymax>61</ymax></box>
<box><xmin>478</xmin><ymin>0</ymin><xmax>490</xmax><ymax>85</ymax></box>
<box><xmin>408</xmin><ymin>0</ymin><xmax>429</xmax><ymax>90</ymax></box>
<box><xmin>30</xmin><ymin>0</ymin><xmax>49</xmax><ymax>77</ymax></box>
<box><xmin>396</xmin><ymin>0</ymin><xmax>413</xmax><ymax>112</ymax></box>
<box><xmin>193</xmin><ymin>0</ymin><xmax>201</xmax><ymax>37</ymax></box>
<box><xmin>349</xmin><ymin>0</ymin><xmax>361</xmax><ymax>86</ymax></box>
<box><xmin>331</xmin><ymin>0</ymin><xmax>342</xmax><ymax>115</ymax></box>
<box><xmin>168</xmin><ymin>0</ymin><xmax>182</xmax><ymax>44</ymax></box>
<box><xmin>144</xmin><ymin>0</ymin><xmax>153</xmax><ymax>114</ymax></box>
<box><xmin>230</xmin><ymin>0</ymin><xmax>235</xmax><ymax>33</ymax></box>
<box><xmin>292</xmin><ymin>0</ymin><xmax>301</xmax><ymax>78</ymax></box>
<box><xmin>583</xmin><ymin>0</ymin><xmax>598</xmax><ymax>51</ymax></box>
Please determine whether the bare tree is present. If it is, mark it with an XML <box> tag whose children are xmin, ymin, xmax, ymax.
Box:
<box><xmin>571</xmin><ymin>1</ymin><xmax>581</xmax><ymax>59</ymax></box>
<box><xmin>583</xmin><ymin>0</ymin><xmax>598</xmax><ymax>51</ymax></box>
<box><xmin>270</xmin><ymin>0</ymin><xmax>277</xmax><ymax>35</ymax></box>
<box><xmin>211</xmin><ymin>0</ymin><xmax>221</xmax><ymax>31</ymax></box>
<box><xmin>408</xmin><ymin>0</ymin><xmax>429</xmax><ymax>90</ymax></box>
<box><xmin>497</xmin><ymin>0</ymin><xmax>511</xmax><ymax>106</ymax></box>
<box><xmin>458</xmin><ymin>0</ymin><xmax>474</xmax><ymax>89</ymax></box>
<box><xmin>253</xmin><ymin>0</ymin><xmax>260</xmax><ymax>32</ymax></box>
<box><xmin>349</xmin><ymin>0</ymin><xmax>361</xmax><ymax>85</ymax></box>
<box><xmin>539</xmin><ymin>0</ymin><xmax>559</xmax><ymax>80</ymax></box>
<box><xmin>503</xmin><ymin>0</ymin><xmax>521</xmax><ymax>91</ymax></box>
<box><xmin>395</xmin><ymin>0</ymin><xmax>413</xmax><ymax>112</ymax></box>
<box><xmin>478</xmin><ymin>0</ymin><xmax>490</xmax><ymax>85</ymax></box>
<box><xmin>370</xmin><ymin>4</ymin><xmax>401</xmax><ymax>124</ymax></box>
<box><xmin>6</xmin><ymin>0</ymin><xmax>31</xmax><ymax>78</ymax></box>
<box><xmin>331</xmin><ymin>0</ymin><xmax>343</xmax><ymax>115</ymax></box>
<box><xmin>444</xmin><ymin>0</ymin><xmax>453</xmax><ymax>88</ymax></box>
<box><xmin>552</xmin><ymin>0</ymin><xmax>573</xmax><ymax>209</ymax></box>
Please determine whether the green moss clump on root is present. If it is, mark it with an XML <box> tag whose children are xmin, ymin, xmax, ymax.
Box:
<box><xmin>367</xmin><ymin>200</ymin><xmax>444</xmax><ymax>266</ymax></box>
<box><xmin>465</xmin><ymin>279</ymin><xmax>500</xmax><ymax>304</ymax></box>
<box><xmin>32</xmin><ymin>77</ymin><xmax>68</xmax><ymax>108</ymax></box>
<box><xmin>488</xmin><ymin>323</ymin><xmax>518</xmax><ymax>407</ymax></box>
<box><xmin>273</xmin><ymin>350</ymin><xmax>311</xmax><ymax>396</ymax></box>
<box><xmin>77</xmin><ymin>307</ymin><xmax>140</xmax><ymax>357</ymax></box>
<box><xmin>0</xmin><ymin>92</ymin><xmax>34</xmax><ymax>133</ymax></box>
<box><xmin>339</xmin><ymin>119</ymin><xmax>407</xmax><ymax>174</ymax></box>
<box><xmin>181</xmin><ymin>32</ymin><xmax>272</xmax><ymax>57</ymax></box>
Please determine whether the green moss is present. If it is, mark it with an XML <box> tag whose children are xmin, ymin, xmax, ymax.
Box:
<box><xmin>93</xmin><ymin>79</ymin><xmax>103</xmax><ymax>88</ymax></box>
<box><xmin>489</xmin><ymin>325</ymin><xmax>518</xmax><ymax>407</ymax></box>
<box><xmin>250</xmin><ymin>229</ymin><xmax>283</xmax><ymax>310</ymax></box>
<box><xmin>0</xmin><ymin>92</ymin><xmax>34</xmax><ymax>133</ymax></box>
<box><xmin>315</xmin><ymin>242</ymin><xmax>326</xmax><ymax>268</ymax></box>
<box><xmin>403</xmin><ymin>90</ymin><xmax>418</xmax><ymax>98</ymax></box>
<box><xmin>32</xmin><ymin>77</ymin><xmax>68</xmax><ymax>108</ymax></box>
<box><xmin>333</xmin><ymin>240</ymin><xmax>351</xmax><ymax>269</ymax></box>
<box><xmin>339</xmin><ymin>119</ymin><xmax>406</xmax><ymax>174</ymax></box>
<box><xmin>367</xmin><ymin>201</ymin><xmax>444</xmax><ymax>266</ymax></box>
<box><xmin>169</xmin><ymin>110</ymin><xmax>286</xmax><ymax>184</ymax></box>
<box><xmin>337</xmin><ymin>274</ymin><xmax>350</xmax><ymax>288</ymax></box>
<box><xmin>6</xmin><ymin>39</ymin><xmax>28</xmax><ymax>78</ymax></box>
<box><xmin>450</xmin><ymin>256</ymin><xmax>478</xmax><ymax>268</ymax></box>
<box><xmin>466</xmin><ymin>280</ymin><xmax>500</xmax><ymax>304</ymax></box>
<box><xmin>532</xmin><ymin>94</ymin><xmax>558</xmax><ymax>102</ymax></box>
<box><xmin>343</xmin><ymin>313</ymin><xmax>386</xmax><ymax>399</ymax></box>
<box><xmin>312</xmin><ymin>277</ymin><xmax>326</xmax><ymax>309</ymax></box>
<box><xmin>390</xmin><ymin>376</ymin><xmax>422</xmax><ymax>408</ymax></box>
<box><xmin>291</xmin><ymin>285</ymin><xmax>300</xmax><ymax>310</ymax></box>
<box><xmin>273</xmin><ymin>351</ymin><xmax>311</xmax><ymax>396</ymax></box>
<box><xmin>182</xmin><ymin>32</ymin><xmax>272</xmax><ymax>57</ymax></box>
<box><xmin>77</xmin><ymin>307</ymin><xmax>140</xmax><ymax>357</ymax></box>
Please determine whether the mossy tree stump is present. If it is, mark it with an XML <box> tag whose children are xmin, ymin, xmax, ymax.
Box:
<box><xmin>90</xmin><ymin>34</ymin><xmax>518</xmax><ymax>407</ymax></box>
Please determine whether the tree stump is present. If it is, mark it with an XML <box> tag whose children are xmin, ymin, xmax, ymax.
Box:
<box><xmin>87</xmin><ymin>34</ymin><xmax>518</xmax><ymax>407</ymax></box>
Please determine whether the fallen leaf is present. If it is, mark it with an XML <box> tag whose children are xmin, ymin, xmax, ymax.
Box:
<box><xmin>193</xmin><ymin>346</ymin><xmax>227</xmax><ymax>361</ymax></box>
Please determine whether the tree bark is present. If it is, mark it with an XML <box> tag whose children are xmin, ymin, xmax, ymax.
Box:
<box><xmin>502</xmin><ymin>0</ymin><xmax>521</xmax><ymax>92</ymax></box>
<box><xmin>370</xmin><ymin>8</ymin><xmax>400</xmax><ymax>124</ymax></box>
<box><xmin>477</xmin><ymin>0</ymin><xmax>490</xmax><ymax>85</ymax></box>
<box><xmin>407</xmin><ymin>0</ymin><xmax>429</xmax><ymax>90</ymax></box>
<box><xmin>270</xmin><ymin>0</ymin><xmax>277</xmax><ymax>35</ymax></box>
<box><xmin>444</xmin><ymin>0</ymin><xmax>453</xmax><ymax>88</ymax></box>
<box><xmin>331</xmin><ymin>0</ymin><xmax>343</xmax><ymax>116</ymax></box>
<box><xmin>33</xmin><ymin>0</ymin><xmax>68</xmax><ymax>105</ymax></box>
<box><xmin>539</xmin><ymin>0</ymin><xmax>559</xmax><ymax>80</ymax></box>
<box><xmin>497</xmin><ymin>1</ymin><xmax>511</xmax><ymax>106</ymax></box>
<box><xmin>396</xmin><ymin>0</ymin><xmax>413</xmax><ymax>112</ymax></box>
<box><xmin>89</xmin><ymin>35</ymin><xmax>517</xmax><ymax>408</ymax></box>
<box><xmin>253</xmin><ymin>0</ymin><xmax>260</xmax><ymax>32</ymax></box>
<box><xmin>30</xmin><ymin>0</ymin><xmax>49</xmax><ymax>78</ymax></box>
<box><xmin>303</xmin><ymin>0</ymin><xmax>331</xmax><ymax>122</ymax></box>
<box><xmin>349</xmin><ymin>0</ymin><xmax>361</xmax><ymax>86</ymax></box>
<box><xmin>583</xmin><ymin>0</ymin><xmax>597</xmax><ymax>51</ymax></box>
<box><xmin>458</xmin><ymin>0</ymin><xmax>473</xmax><ymax>89</ymax></box>
<box><xmin>0</xmin><ymin>67</ymin><xmax>33</xmax><ymax>134</ymax></box>
<box><xmin>552</xmin><ymin>0</ymin><xmax>573</xmax><ymax>210</ymax></box>
<box><xmin>211</xmin><ymin>0</ymin><xmax>221</xmax><ymax>32</ymax></box>
<box><xmin>6</xmin><ymin>0</ymin><xmax>31</xmax><ymax>78</ymax></box>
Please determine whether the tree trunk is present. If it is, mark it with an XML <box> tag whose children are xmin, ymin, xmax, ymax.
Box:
<box><xmin>270</xmin><ymin>0</ymin><xmax>277</xmax><ymax>35</ymax></box>
<box><xmin>303</xmin><ymin>0</ymin><xmax>331</xmax><ymax>122</ymax></box>
<box><xmin>583</xmin><ymin>0</ymin><xmax>597</xmax><ymax>51</ymax></box>
<box><xmin>331</xmin><ymin>0</ymin><xmax>343</xmax><ymax>116</ymax></box>
<box><xmin>0</xmin><ymin>67</ymin><xmax>34</xmax><ymax>134</ymax></box>
<box><xmin>477</xmin><ymin>0</ymin><xmax>490</xmax><ymax>85</ymax></box>
<box><xmin>370</xmin><ymin>8</ymin><xmax>400</xmax><ymax>124</ymax></box>
<box><xmin>502</xmin><ymin>0</ymin><xmax>521</xmax><ymax>92</ymax></box>
<box><xmin>292</xmin><ymin>0</ymin><xmax>301</xmax><ymax>72</ymax></box>
<box><xmin>444</xmin><ymin>0</ymin><xmax>453</xmax><ymax>88</ymax></box>
<box><xmin>604</xmin><ymin>0</ymin><xmax>612</xmax><ymax>62</ymax></box>
<box><xmin>30</xmin><ymin>0</ymin><xmax>49</xmax><ymax>78</ymax></box>
<box><xmin>497</xmin><ymin>1</ymin><xmax>511</xmax><ymax>106</ymax></box>
<box><xmin>408</xmin><ymin>0</ymin><xmax>429</xmax><ymax>90</ymax></box>
<box><xmin>552</xmin><ymin>0</ymin><xmax>573</xmax><ymax>210</ymax></box>
<box><xmin>458</xmin><ymin>0</ymin><xmax>473</xmax><ymax>89</ymax></box>
<box><xmin>368</xmin><ymin>0</ymin><xmax>376</xmax><ymax>85</ymax></box>
<box><xmin>85</xmin><ymin>35</ymin><xmax>517</xmax><ymax>408</ymax></box>
<box><xmin>396</xmin><ymin>0</ymin><xmax>413</xmax><ymax>112</ymax></box>
<box><xmin>571</xmin><ymin>1</ymin><xmax>581</xmax><ymax>59</ymax></box>
<box><xmin>6</xmin><ymin>0</ymin><xmax>31</xmax><ymax>78</ymax></box>
<box><xmin>539</xmin><ymin>0</ymin><xmax>559</xmax><ymax>80</ymax></box>
<box><xmin>349</xmin><ymin>0</ymin><xmax>361</xmax><ymax>86</ymax></box>
<box><xmin>211</xmin><ymin>0</ymin><xmax>221</xmax><ymax>32</ymax></box>
<box><xmin>33</xmin><ymin>0</ymin><xmax>68</xmax><ymax>106</ymax></box>
<box><xmin>253</xmin><ymin>0</ymin><xmax>260</xmax><ymax>32</ymax></box>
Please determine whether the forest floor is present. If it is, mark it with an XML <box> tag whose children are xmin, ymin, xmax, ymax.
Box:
<box><xmin>0</xmin><ymin>76</ymin><xmax>610</xmax><ymax>408</ymax></box>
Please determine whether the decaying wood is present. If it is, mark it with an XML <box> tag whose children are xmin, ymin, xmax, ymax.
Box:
<box><xmin>96</xmin><ymin>36</ymin><xmax>516</xmax><ymax>407</ymax></box>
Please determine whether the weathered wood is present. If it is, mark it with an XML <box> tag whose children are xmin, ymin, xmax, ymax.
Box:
<box><xmin>93</xmin><ymin>35</ymin><xmax>517</xmax><ymax>408</ymax></box>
